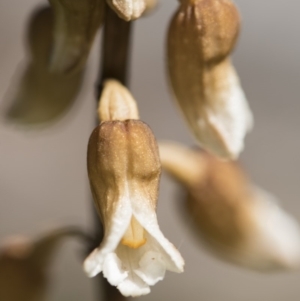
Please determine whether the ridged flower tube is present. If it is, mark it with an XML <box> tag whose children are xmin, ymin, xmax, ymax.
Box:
<box><xmin>84</xmin><ymin>80</ymin><xmax>184</xmax><ymax>297</ymax></box>
<box><xmin>159</xmin><ymin>142</ymin><xmax>300</xmax><ymax>271</ymax></box>
<box><xmin>167</xmin><ymin>0</ymin><xmax>253</xmax><ymax>160</ymax></box>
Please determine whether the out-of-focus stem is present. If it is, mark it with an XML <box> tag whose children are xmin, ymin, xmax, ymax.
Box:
<box><xmin>91</xmin><ymin>3</ymin><xmax>133</xmax><ymax>301</ymax></box>
<box><xmin>97</xmin><ymin>3</ymin><xmax>132</xmax><ymax>97</ymax></box>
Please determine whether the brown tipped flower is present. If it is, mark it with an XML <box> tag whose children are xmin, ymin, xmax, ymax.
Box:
<box><xmin>84</xmin><ymin>82</ymin><xmax>184</xmax><ymax>297</ymax></box>
<box><xmin>49</xmin><ymin>0</ymin><xmax>104</xmax><ymax>74</ymax></box>
<box><xmin>0</xmin><ymin>228</ymin><xmax>83</xmax><ymax>301</ymax></box>
<box><xmin>167</xmin><ymin>0</ymin><xmax>253</xmax><ymax>160</ymax></box>
<box><xmin>160</xmin><ymin>142</ymin><xmax>300</xmax><ymax>271</ymax></box>
<box><xmin>107</xmin><ymin>0</ymin><xmax>147</xmax><ymax>21</ymax></box>
<box><xmin>5</xmin><ymin>7</ymin><xmax>83</xmax><ymax>125</ymax></box>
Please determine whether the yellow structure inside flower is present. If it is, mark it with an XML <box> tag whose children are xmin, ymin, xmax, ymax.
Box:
<box><xmin>121</xmin><ymin>216</ymin><xmax>147</xmax><ymax>248</ymax></box>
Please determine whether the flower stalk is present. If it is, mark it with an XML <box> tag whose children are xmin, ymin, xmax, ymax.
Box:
<box><xmin>92</xmin><ymin>3</ymin><xmax>133</xmax><ymax>301</ymax></box>
<box><xmin>98</xmin><ymin>3</ymin><xmax>132</xmax><ymax>96</ymax></box>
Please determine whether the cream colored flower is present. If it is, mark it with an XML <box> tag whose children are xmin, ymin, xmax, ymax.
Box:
<box><xmin>167</xmin><ymin>0</ymin><xmax>253</xmax><ymax>160</ymax></box>
<box><xmin>159</xmin><ymin>142</ymin><xmax>300</xmax><ymax>271</ymax></box>
<box><xmin>84</xmin><ymin>80</ymin><xmax>184</xmax><ymax>297</ymax></box>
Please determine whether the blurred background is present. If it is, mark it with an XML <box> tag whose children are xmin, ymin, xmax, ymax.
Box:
<box><xmin>1</xmin><ymin>0</ymin><xmax>300</xmax><ymax>300</ymax></box>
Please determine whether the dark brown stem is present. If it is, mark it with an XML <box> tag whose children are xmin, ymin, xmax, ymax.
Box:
<box><xmin>97</xmin><ymin>3</ymin><xmax>132</xmax><ymax>98</ymax></box>
<box><xmin>91</xmin><ymin>3</ymin><xmax>133</xmax><ymax>301</ymax></box>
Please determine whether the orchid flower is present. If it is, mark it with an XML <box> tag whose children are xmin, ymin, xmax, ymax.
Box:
<box><xmin>167</xmin><ymin>0</ymin><xmax>253</xmax><ymax>160</ymax></box>
<box><xmin>84</xmin><ymin>80</ymin><xmax>184</xmax><ymax>297</ymax></box>
<box><xmin>159</xmin><ymin>142</ymin><xmax>300</xmax><ymax>271</ymax></box>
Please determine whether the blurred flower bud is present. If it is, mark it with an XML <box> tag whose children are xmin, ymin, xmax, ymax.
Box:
<box><xmin>49</xmin><ymin>0</ymin><xmax>104</xmax><ymax>74</ymax></box>
<box><xmin>107</xmin><ymin>0</ymin><xmax>147</xmax><ymax>21</ymax></box>
<box><xmin>159</xmin><ymin>142</ymin><xmax>300</xmax><ymax>271</ymax></box>
<box><xmin>5</xmin><ymin>7</ymin><xmax>84</xmax><ymax>126</ymax></box>
<box><xmin>0</xmin><ymin>228</ymin><xmax>84</xmax><ymax>301</ymax></box>
<box><xmin>167</xmin><ymin>0</ymin><xmax>253</xmax><ymax>160</ymax></box>
<box><xmin>84</xmin><ymin>81</ymin><xmax>184</xmax><ymax>297</ymax></box>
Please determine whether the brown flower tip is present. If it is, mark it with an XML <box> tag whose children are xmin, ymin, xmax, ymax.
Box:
<box><xmin>171</xmin><ymin>0</ymin><xmax>240</xmax><ymax>64</ymax></box>
<box><xmin>107</xmin><ymin>0</ymin><xmax>147</xmax><ymax>21</ymax></box>
<box><xmin>98</xmin><ymin>79</ymin><xmax>139</xmax><ymax>122</ymax></box>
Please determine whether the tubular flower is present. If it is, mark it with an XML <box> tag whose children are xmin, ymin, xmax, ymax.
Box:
<box><xmin>159</xmin><ymin>142</ymin><xmax>300</xmax><ymax>271</ymax></box>
<box><xmin>167</xmin><ymin>0</ymin><xmax>253</xmax><ymax>160</ymax></box>
<box><xmin>84</xmin><ymin>80</ymin><xmax>184</xmax><ymax>297</ymax></box>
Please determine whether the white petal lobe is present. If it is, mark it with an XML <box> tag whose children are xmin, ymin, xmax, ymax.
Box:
<box><xmin>201</xmin><ymin>65</ymin><xmax>253</xmax><ymax>159</ymax></box>
<box><xmin>134</xmin><ymin>251</ymin><xmax>166</xmax><ymax>285</ymax></box>
<box><xmin>117</xmin><ymin>277</ymin><xmax>150</xmax><ymax>297</ymax></box>
<box><xmin>103</xmin><ymin>253</ymin><xmax>128</xmax><ymax>286</ymax></box>
<box><xmin>83</xmin><ymin>248</ymin><xmax>103</xmax><ymax>278</ymax></box>
<box><xmin>132</xmin><ymin>205</ymin><xmax>185</xmax><ymax>273</ymax></box>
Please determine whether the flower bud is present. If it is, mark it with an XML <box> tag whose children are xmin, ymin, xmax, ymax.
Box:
<box><xmin>84</xmin><ymin>81</ymin><xmax>184</xmax><ymax>297</ymax></box>
<box><xmin>5</xmin><ymin>7</ymin><xmax>83</xmax><ymax>125</ymax></box>
<box><xmin>98</xmin><ymin>79</ymin><xmax>139</xmax><ymax>121</ymax></box>
<box><xmin>159</xmin><ymin>142</ymin><xmax>300</xmax><ymax>271</ymax></box>
<box><xmin>0</xmin><ymin>228</ymin><xmax>84</xmax><ymax>301</ymax></box>
<box><xmin>167</xmin><ymin>0</ymin><xmax>253</xmax><ymax>159</ymax></box>
<box><xmin>107</xmin><ymin>0</ymin><xmax>147</xmax><ymax>21</ymax></box>
<box><xmin>49</xmin><ymin>0</ymin><xmax>104</xmax><ymax>74</ymax></box>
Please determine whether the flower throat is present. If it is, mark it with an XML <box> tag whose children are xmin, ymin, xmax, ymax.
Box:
<box><xmin>121</xmin><ymin>216</ymin><xmax>147</xmax><ymax>249</ymax></box>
